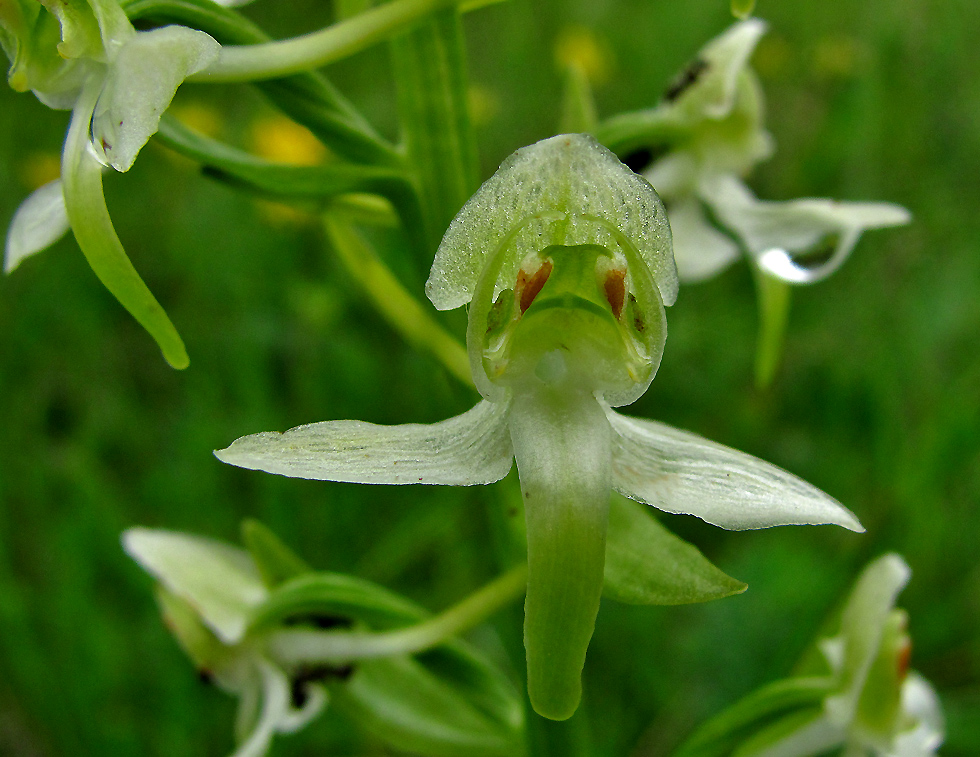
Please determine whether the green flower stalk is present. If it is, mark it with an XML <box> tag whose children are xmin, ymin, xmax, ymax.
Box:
<box><xmin>124</xmin><ymin>524</ymin><xmax>526</xmax><ymax>757</ymax></box>
<box><xmin>2</xmin><ymin>0</ymin><xmax>220</xmax><ymax>368</ymax></box>
<box><xmin>216</xmin><ymin>134</ymin><xmax>863</xmax><ymax>721</ymax></box>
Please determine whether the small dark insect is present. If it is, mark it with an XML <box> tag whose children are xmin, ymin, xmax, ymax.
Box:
<box><xmin>664</xmin><ymin>58</ymin><xmax>710</xmax><ymax>102</ymax></box>
<box><xmin>629</xmin><ymin>294</ymin><xmax>645</xmax><ymax>333</ymax></box>
<box><xmin>197</xmin><ymin>669</ymin><xmax>215</xmax><ymax>685</ymax></box>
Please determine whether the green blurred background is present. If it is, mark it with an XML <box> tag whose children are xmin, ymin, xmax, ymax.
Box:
<box><xmin>1</xmin><ymin>0</ymin><xmax>978</xmax><ymax>754</ymax></box>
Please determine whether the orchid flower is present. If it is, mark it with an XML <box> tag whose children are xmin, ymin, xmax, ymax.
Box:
<box><xmin>124</xmin><ymin>524</ymin><xmax>526</xmax><ymax>757</ymax></box>
<box><xmin>2</xmin><ymin>0</ymin><xmax>220</xmax><ymax>368</ymax></box>
<box><xmin>619</xmin><ymin>18</ymin><xmax>909</xmax><ymax>285</ymax></box>
<box><xmin>123</xmin><ymin>528</ymin><xmax>329</xmax><ymax>757</ymax></box>
<box><xmin>679</xmin><ymin>554</ymin><xmax>943</xmax><ymax>757</ymax></box>
<box><xmin>793</xmin><ymin>555</ymin><xmax>944</xmax><ymax>757</ymax></box>
<box><xmin>216</xmin><ymin>133</ymin><xmax>864</xmax><ymax>720</ymax></box>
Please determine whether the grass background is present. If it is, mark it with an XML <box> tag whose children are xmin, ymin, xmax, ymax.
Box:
<box><xmin>1</xmin><ymin>0</ymin><xmax>978</xmax><ymax>754</ymax></box>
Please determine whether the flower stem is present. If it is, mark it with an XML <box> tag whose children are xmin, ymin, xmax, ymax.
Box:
<box><xmin>193</xmin><ymin>0</ymin><xmax>461</xmax><ymax>83</ymax></box>
<box><xmin>752</xmin><ymin>262</ymin><xmax>792</xmax><ymax>389</ymax></box>
<box><xmin>268</xmin><ymin>564</ymin><xmax>528</xmax><ymax>664</ymax></box>
<box><xmin>322</xmin><ymin>213</ymin><xmax>473</xmax><ymax>388</ymax></box>
<box><xmin>391</xmin><ymin>7</ymin><xmax>478</xmax><ymax>249</ymax></box>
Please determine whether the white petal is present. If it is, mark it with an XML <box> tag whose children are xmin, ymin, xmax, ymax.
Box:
<box><xmin>643</xmin><ymin>151</ymin><xmax>700</xmax><ymax>200</ymax></box>
<box><xmin>825</xmin><ymin>554</ymin><xmax>911</xmax><ymax>725</ymax></box>
<box><xmin>676</xmin><ymin>18</ymin><xmax>767</xmax><ymax>120</ymax></box>
<box><xmin>122</xmin><ymin>528</ymin><xmax>267</xmax><ymax>644</ymax></box>
<box><xmin>93</xmin><ymin>26</ymin><xmax>220</xmax><ymax>171</ymax></box>
<box><xmin>667</xmin><ymin>195</ymin><xmax>741</xmax><ymax>282</ymax></box>
<box><xmin>892</xmin><ymin>673</ymin><xmax>943</xmax><ymax>756</ymax></box>
<box><xmin>426</xmin><ymin>133</ymin><xmax>677</xmax><ymax>311</ymax></box>
<box><xmin>215</xmin><ymin>400</ymin><xmax>514</xmax><ymax>485</ymax></box>
<box><xmin>4</xmin><ymin>180</ymin><xmax>71</xmax><ymax>273</ymax></box>
<box><xmin>606</xmin><ymin>409</ymin><xmax>864</xmax><ymax>532</ymax></box>
<box><xmin>231</xmin><ymin>658</ymin><xmax>292</xmax><ymax>757</ymax></box>
<box><xmin>703</xmin><ymin>175</ymin><xmax>910</xmax><ymax>284</ymax></box>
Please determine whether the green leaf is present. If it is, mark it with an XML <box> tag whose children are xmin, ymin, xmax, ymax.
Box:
<box><xmin>155</xmin><ymin>115</ymin><xmax>408</xmax><ymax>201</ymax></box>
<box><xmin>332</xmin><ymin>652</ymin><xmax>525</xmax><ymax>757</ymax></box>
<box><xmin>603</xmin><ymin>494</ymin><xmax>747</xmax><ymax>605</ymax></box>
<box><xmin>240</xmin><ymin>519</ymin><xmax>311</xmax><ymax>589</ymax></box>
<box><xmin>156</xmin><ymin>115</ymin><xmax>425</xmax><ymax>240</ymax></box>
<box><xmin>673</xmin><ymin>677</ymin><xmax>833</xmax><ymax>757</ymax></box>
<box><xmin>248</xmin><ymin>573</ymin><xmax>427</xmax><ymax>634</ymax></box>
<box><xmin>391</xmin><ymin>7</ymin><xmax>479</xmax><ymax>250</ymax></box>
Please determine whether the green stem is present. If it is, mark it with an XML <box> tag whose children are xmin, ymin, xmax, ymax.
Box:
<box><xmin>594</xmin><ymin>108</ymin><xmax>683</xmax><ymax>156</ymax></box>
<box><xmin>192</xmin><ymin>0</ymin><xmax>460</xmax><ymax>83</ymax></box>
<box><xmin>268</xmin><ymin>563</ymin><xmax>527</xmax><ymax>663</ymax></box>
<box><xmin>125</xmin><ymin>0</ymin><xmax>400</xmax><ymax>166</ymax></box>
<box><xmin>752</xmin><ymin>262</ymin><xmax>792</xmax><ymax>389</ymax></box>
<box><xmin>559</xmin><ymin>63</ymin><xmax>598</xmax><ymax>135</ymax></box>
<box><xmin>391</xmin><ymin>7</ymin><xmax>479</xmax><ymax>251</ymax></box>
<box><xmin>322</xmin><ymin>213</ymin><xmax>473</xmax><ymax>387</ymax></box>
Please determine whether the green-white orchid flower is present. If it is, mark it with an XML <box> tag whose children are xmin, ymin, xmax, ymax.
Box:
<box><xmin>600</xmin><ymin>18</ymin><xmax>909</xmax><ymax>285</ymax></box>
<box><xmin>216</xmin><ymin>134</ymin><xmax>864</xmax><ymax>721</ymax></box>
<box><xmin>746</xmin><ymin>554</ymin><xmax>942</xmax><ymax>757</ymax></box>
<box><xmin>124</xmin><ymin>523</ymin><xmax>527</xmax><ymax>757</ymax></box>
<box><xmin>676</xmin><ymin>554</ymin><xmax>943</xmax><ymax>757</ymax></box>
<box><xmin>2</xmin><ymin>0</ymin><xmax>220</xmax><ymax>368</ymax></box>
<box><xmin>123</xmin><ymin>527</ymin><xmax>329</xmax><ymax>757</ymax></box>
<box><xmin>597</xmin><ymin>18</ymin><xmax>909</xmax><ymax>386</ymax></box>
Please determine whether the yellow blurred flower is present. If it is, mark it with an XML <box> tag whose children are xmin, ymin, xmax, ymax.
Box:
<box><xmin>554</xmin><ymin>25</ymin><xmax>613</xmax><ymax>85</ymax></box>
<box><xmin>249</xmin><ymin>115</ymin><xmax>328</xmax><ymax>166</ymax></box>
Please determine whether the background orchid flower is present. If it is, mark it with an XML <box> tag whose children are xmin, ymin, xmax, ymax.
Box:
<box><xmin>596</xmin><ymin>18</ymin><xmax>910</xmax><ymax>386</ymax></box>
<box><xmin>124</xmin><ymin>527</ymin><xmax>328</xmax><ymax>757</ymax></box>
<box><xmin>216</xmin><ymin>133</ymin><xmax>863</xmax><ymax>721</ymax></box>
<box><xmin>675</xmin><ymin>554</ymin><xmax>943</xmax><ymax>757</ymax></box>
<box><xmin>2</xmin><ymin>0</ymin><xmax>219</xmax><ymax>368</ymax></box>
<box><xmin>125</xmin><ymin>523</ymin><xmax>526</xmax><ymax>757</ymax></box>
<box><xmin>758</xmin><ymin>554</ymin><xmax>944</xmax><ymax>757</ymax></box>
<box><xmin>611</xmin><ymin>18</ymin><xmax>910</xmax><ymax>286</ymax></box>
